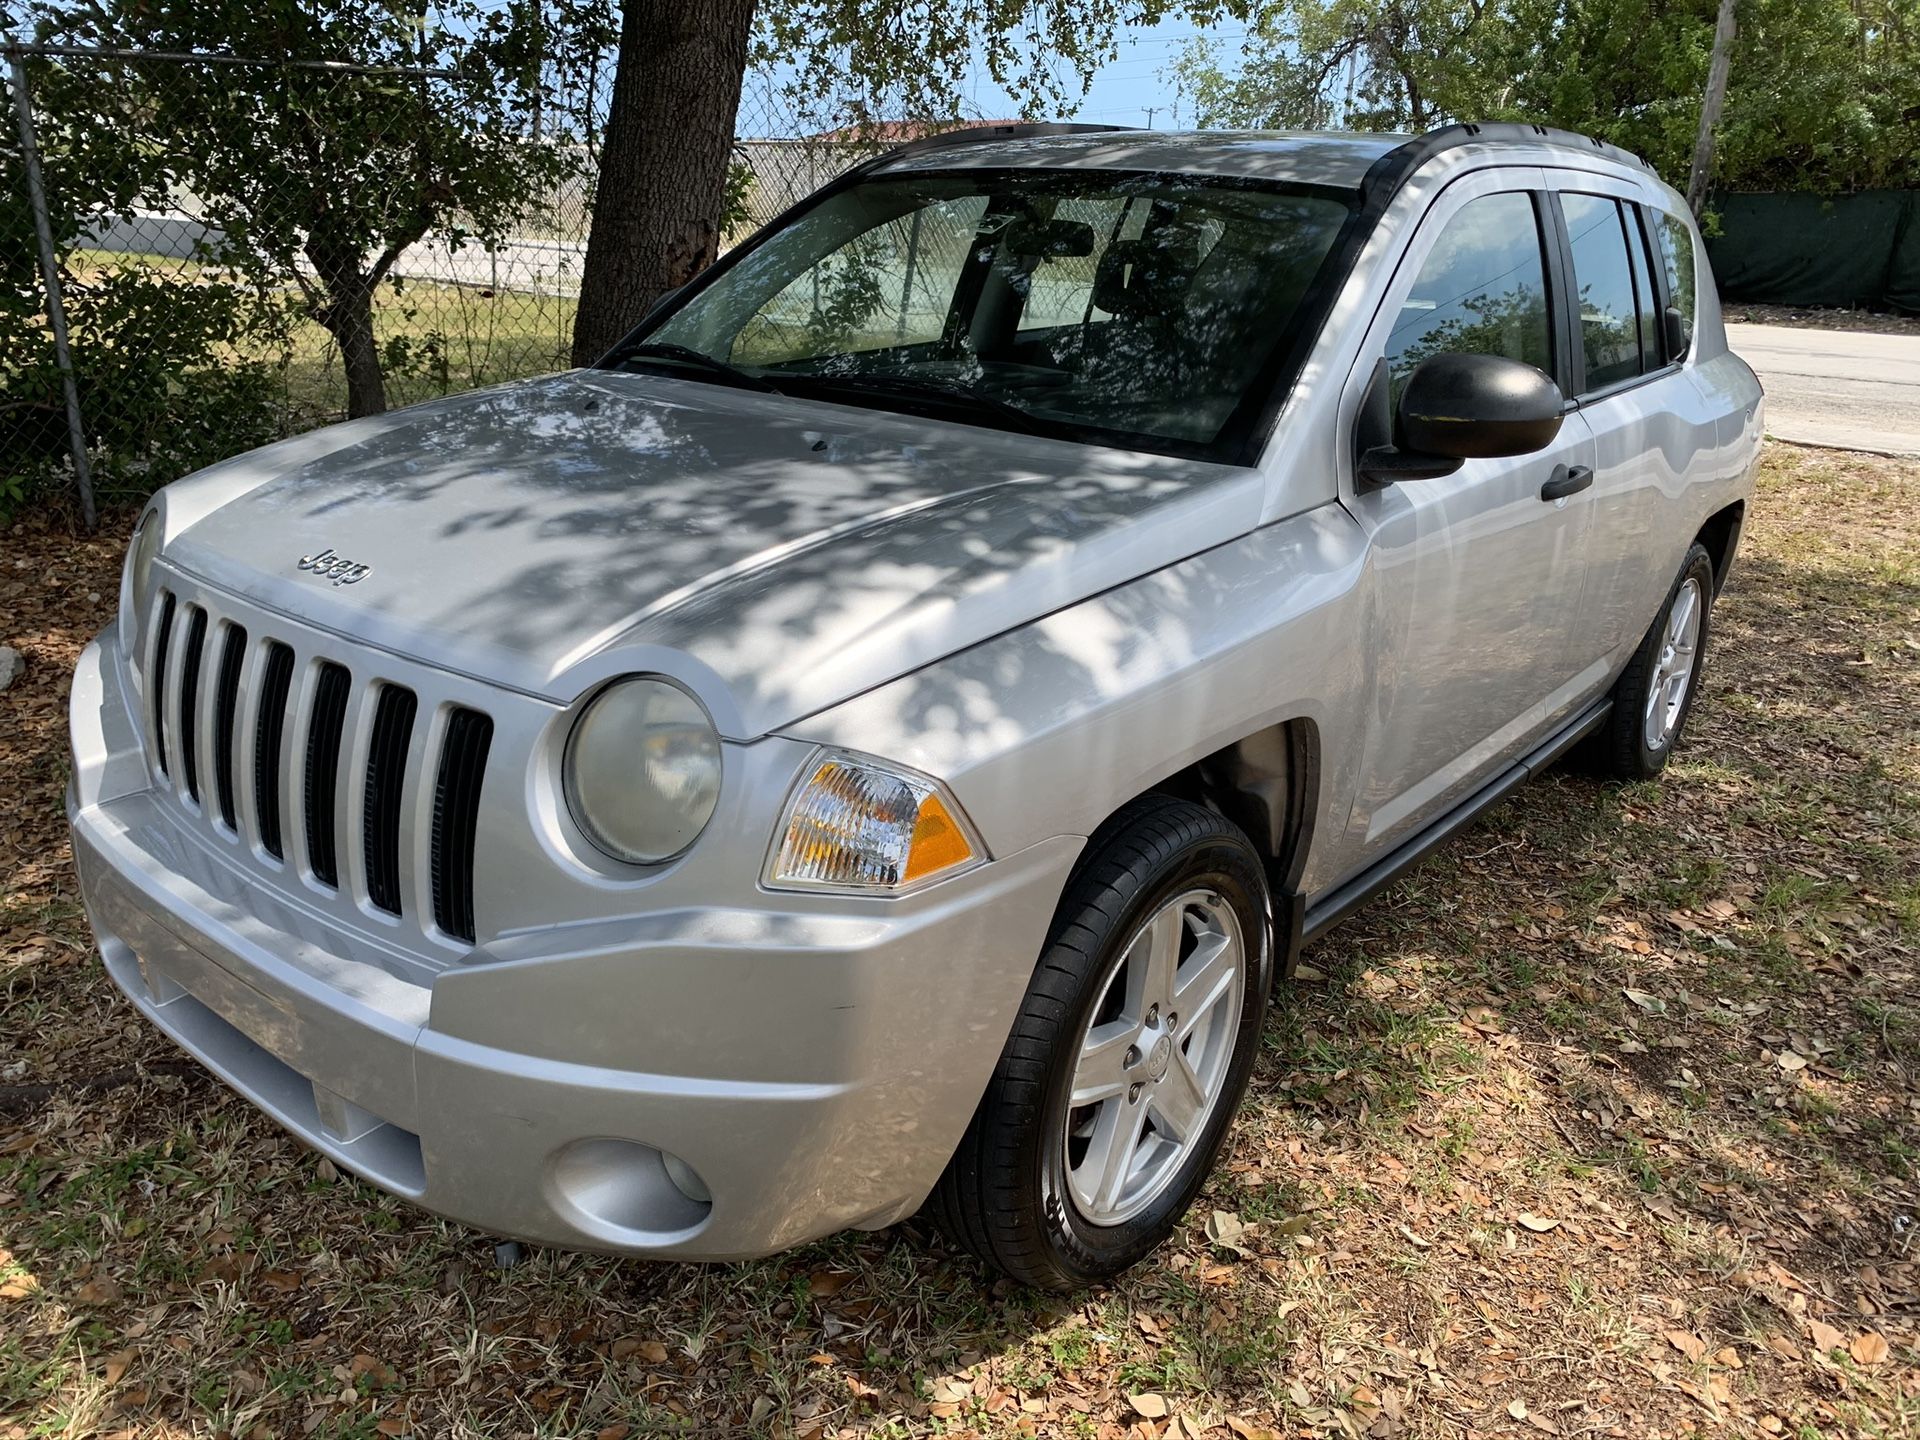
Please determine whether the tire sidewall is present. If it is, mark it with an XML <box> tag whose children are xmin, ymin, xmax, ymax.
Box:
<box><xmin>1031</xmin><ymin>833</ymin><xmax>1271</xmax><ymax>1284</ymax></box>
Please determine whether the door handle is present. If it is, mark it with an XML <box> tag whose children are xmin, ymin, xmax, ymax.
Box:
<box><xmin>1540</xmin><ymin>464</ymin><xmax>1593</xmax><ymax>502</ymax></box>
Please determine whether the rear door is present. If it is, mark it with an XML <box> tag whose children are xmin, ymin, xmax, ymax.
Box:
<box><xmin>1544</xmin><ymin>179</ymin><xmax>1725</xmax><ymax>671</ymax></box>
<box><xmin>1336</xmin><ymin>171</ymin><xmax>1602</xmax><ymax>867</ymax></box>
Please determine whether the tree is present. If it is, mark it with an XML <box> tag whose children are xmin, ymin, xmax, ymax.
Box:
<box><xmin>1171</xmin><ymin>0</ymin><xmax>1920</xmax><ymax>197</ymax></box>
<box><xmin>22</xmin><ymin>0</ymin><xmax>604</xmax><ymax>418</ymax></box>
<box><xmin>1686</xmin><ymin>0</ymin><xmax>1738</xmax><ymax>213</ymax></box>
<box><xmin>570</xmin><ymin>0</ymin><xmax>1249</xmax><ymax>365</ymax></box>
<box><xmin>1170</xmin><ymin>0</ymin><xmax>1508</xmax><ymax>133</ymax></box>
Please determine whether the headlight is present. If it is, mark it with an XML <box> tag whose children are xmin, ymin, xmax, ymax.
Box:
<box><xmin>564</xmin><ymin>677</ymin><xmax>722</xmax><ymax>864</ymax></box>
<box><xmin>121</xmin><ymin>505</ymin><xmax>164</xmax><ymax>660</ymax></box>
<box><xmin>766</xmin><ymin>750</ymin><xmax>985</xmax><ymax>894</ymax></box>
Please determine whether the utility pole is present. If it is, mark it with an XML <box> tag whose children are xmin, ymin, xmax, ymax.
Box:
<box><xmin>1143</xmin><ymin>105</ymin><xmax>1158</xmax><ymax>129</ymax></box>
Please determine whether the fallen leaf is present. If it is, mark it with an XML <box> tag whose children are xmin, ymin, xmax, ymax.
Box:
<box><xmin>74</xmin><ymin>1278</ymin><xmax>121</xmax><ymax>1305</ymax></box>
<box><xmin>348</xmin><ymin>1354</ymin><xmax>397</xmax><ymax>1388</ymax></box>
<box><xmin>596</xmin><ymin>1427</ymin><xmax>632</xmax><ymax>1440</ymax></box>
<box><xmin>807</xmin><ymin>1270</ymin><xmax>851</xmax><ymax>1297</ymax></box>
<box><xmin>1850</xmin><ymin>1331</ymin><xmax>1889</xmax><ymax>1365</ymax></box>
<box><xmin>1205</xmin><ymin>1210</ymin><xmax>1254</xmax><ymax>1257</ymax></box>
<box><xmin>1129</xmin><ymin>1393</ymin><xmax>1169</xmax><ymax>1419</ymax></box>
<box><xmin>1807</xmin><ymin>1319</ymin><xmax>1844</xmax><ymax>1355</ymax></box>
<box><xmin>1508</xmin><ymin>1400</ymin><xmax>1529</xmax><ymax>1421</ymax></box>
<box><xmin>1776</xmin><ymin>1051</ymin><xmax>1808</xmax><ymax>1073</ymax></box>
<box><xmin>1664</xmin><ymin>1330</ymin><xmax>1708</xmax><ymax>1362</ymax></box>
<box><xmin>1623</xmin><ymin>988</ymin><xmax>1666</xmax><ymax>1014</ymax></box>
<box><xmin>1226</xmin><ymin>1418</ymin><xmax>1280</xmax><ymax>1440</ymax></box>
<box><xmin>102</xmin><ymin>1349</ymin><xmax>135</xmax><ymax>1384</ymax></box>
<box><xmin>1517</xmin><ymin>1213</ymin><xmax>1561</xmax><ymax>1233</ymax></box>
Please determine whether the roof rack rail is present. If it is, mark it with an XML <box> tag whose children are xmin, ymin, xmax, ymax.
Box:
<box><xmin>1354</xmin><ymin>121</ymin><xmax>1657</xmax><ymax>230</ymax></box>
<box><xmin>1376</xmin><ymin>121</ymin><xmax>1652</xmax><ymax>188</ymax></box>
<box><xmin>878</xmin><ymin>121</ymin><xmax>1140</xmax><ymax>162</ymax></box>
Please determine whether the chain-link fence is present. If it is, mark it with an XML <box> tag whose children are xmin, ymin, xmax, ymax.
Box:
<box><xmin>1</xmin><ymin>41</ymin><xmax>890</xmax><ymax>524</ymax></box>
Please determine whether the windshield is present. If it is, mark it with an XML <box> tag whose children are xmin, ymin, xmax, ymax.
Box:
<box><xmin>607</xmin><ymin>169</ymin><xmax>1356</xmax><ymax>462</ymax></box>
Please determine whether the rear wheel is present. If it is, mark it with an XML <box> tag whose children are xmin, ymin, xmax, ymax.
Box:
<box><xmin>929</xmin><ymin>795</ymin><xmax>1272</xmax><ymax>1290</ymax></box>
<box><xmin>1588</xmin><ymin>542</ymin><xmax>1716</xmax><ymax>780</ymax></box>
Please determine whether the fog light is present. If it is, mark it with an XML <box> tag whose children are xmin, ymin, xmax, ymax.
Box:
<box><xmin>547</xmin><ymin>1138</ymin><xmax>711</xmax><ymax>1241</ymax></box>
<box><xmin>663</xmin><ymin>1151</ymin><xmax>711</xmax><ymax>1205</ymax></box>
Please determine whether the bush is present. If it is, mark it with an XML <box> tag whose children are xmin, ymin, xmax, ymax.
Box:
<box><xmin>0</xmin><ymin>264</ymin><xmax>286</xmax><ymax>519</ymax></box>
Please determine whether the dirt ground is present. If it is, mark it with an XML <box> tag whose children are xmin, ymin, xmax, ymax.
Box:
<box><xmin>1725</xmin><ymin>303</ymin><xmax>1920</xmax><ymax>337</ymax></box>
<box><xmin>2</xmin><ymin>444</ymin><xmax>1917</xmax><ymax>1440</ymax></box>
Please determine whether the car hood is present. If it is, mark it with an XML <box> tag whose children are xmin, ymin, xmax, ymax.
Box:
<box><xmin>166</xmin><ymin>370</ymin><xmax>1263</xmax><ymax>737</ymax></box>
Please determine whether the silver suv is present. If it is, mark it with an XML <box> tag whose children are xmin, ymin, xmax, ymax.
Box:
<box><xmin>69</xmin><ymin>123</ymin><xmax>1762</xmax><ymax>1289</ymax></box>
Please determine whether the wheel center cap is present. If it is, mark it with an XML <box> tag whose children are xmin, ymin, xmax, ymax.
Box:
<box><xmin>1146</xmin><ymin>1035</ymin><xmax>1172</xmax><ymax>1082</ymax></box>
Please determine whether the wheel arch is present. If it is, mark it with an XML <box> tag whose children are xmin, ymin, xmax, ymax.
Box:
<box><xmin>1695</xmin><ymin>499</ymin><xmax>1745</xmax><ymax>595</ymax></box>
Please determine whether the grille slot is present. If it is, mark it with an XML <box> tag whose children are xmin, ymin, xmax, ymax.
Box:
<box><xmin>253</xmin><ymin>642</ymin><xmax>295</xmax><ymax>860</ymax></box>
<box><xmin>430</xmin><ymin>708</ymin><xmax>493</xmax><ymax>943</ymax></box>
<box><xmin>175</xmin><ymin>607</ymin><xmax>208</xmax><ymax>803</ymax></box>
<box><xmin>303</xmin><ymin>662</ymin><xmax>352</xmax><ymax>888</ymax></box>
<box><xmin>212</xmin><ymin>624</ymin><xmax>248</xmax><ymax>829</ymax></box>
<box><xmin>362</xmin><ymin>685</ymin><xmax>418</xmax><ymax>916</ymax></box>
<box><xmin>150</xmin><ymin>591</ymin><xmax>177</xmax><ymax>777</ymax></box>
<box><xmin>137</xmin><ymin>580</ymin><xmax>497</xmax><ymax>962</ymax></box>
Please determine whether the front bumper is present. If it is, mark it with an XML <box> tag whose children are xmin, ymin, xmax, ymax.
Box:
<box><xmin>70</xmin><ymin>632</ymin><xmax>1080</xmax><ymax>1258</ymax></box>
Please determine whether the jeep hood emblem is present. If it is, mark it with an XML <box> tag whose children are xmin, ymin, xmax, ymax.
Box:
<box><xmin>297</xmin><ymin>547</ymin><xmax>371</xmax><ymax>586</ymax></box>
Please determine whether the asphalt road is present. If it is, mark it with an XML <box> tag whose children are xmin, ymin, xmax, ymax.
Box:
<box><xmin>1726</xmin><ymin>322</ymin><xmax>1920</xmax><ymax>457</ymax></box>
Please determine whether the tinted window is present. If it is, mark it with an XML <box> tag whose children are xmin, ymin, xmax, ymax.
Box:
<box><xmin>1655</xmin><ymin>210</ymin><xmax>1697</xmax><ymax>356</ymax></box>
<box><xmin>636</xmin><ymin>172</ymin><xmax>1353</xmax><ymax>460</ymax></box>
<box><xmin>1385</xmin><ymin>191</ymin><xmax>1553</xmax><ymax>395</ymax></box>
<box><xmin>1562</xmin><ymin>194</ymin><xmax>1642</xmax><ymax>391</ymax></box>
<box><xmin>1626</xmin><ymin>208</ymin><xmax>1662</xmax><ymax>370</ymax></box>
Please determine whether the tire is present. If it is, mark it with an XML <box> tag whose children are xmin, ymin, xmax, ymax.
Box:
<box><xmin>1587</xmin><ymin>542</ymin><xmax>1717</xmax><ymax>780</ymax></box>
<box><xmin>929</xmin><ymin>794</ymin><xmax>1273</xmax><ymax>1290</ymax></box>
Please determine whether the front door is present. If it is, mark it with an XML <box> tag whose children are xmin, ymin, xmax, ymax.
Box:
<box><xmin>1337</xmin><ymin>174</ymin><xmax>1602</xmax><ymax>870</ymax></box>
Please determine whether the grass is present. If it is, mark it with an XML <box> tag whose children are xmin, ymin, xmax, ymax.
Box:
<box><xmin>1</xmin><ymin>443</ymin><xmax>1917</xmax><ymax>1438</ymax></box>
<box><xmin>66</xmin><ymin>248</ymin><xmax>578</xmax><ymax>428</ymax></box>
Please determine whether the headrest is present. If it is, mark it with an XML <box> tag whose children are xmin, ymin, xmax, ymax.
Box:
<box><xmin>1092</xmin><ymin>231</ymin><xmax>1202</xmax><ymax>317</ymax></box>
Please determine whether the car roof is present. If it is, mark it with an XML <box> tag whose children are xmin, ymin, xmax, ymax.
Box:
<box><xmin>871</xmin><ymin>129</ymin><xmax>1409</xmax><ymax>190</ymax></box>
<box><xmin>867</xmin><ymin>123</ymin><xmax>1655</xmax><ymax>195</ymax></box>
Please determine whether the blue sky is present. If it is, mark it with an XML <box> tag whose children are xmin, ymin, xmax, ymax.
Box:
<box><xmin>957</xmin><ymin>16</ymin><xmax>1253</xmax><ymax>129</ymax></box>
<box><xmin>741</xmin><ymin>16</ymin><xmax>1255</xmax><ymax>137</ymax></box>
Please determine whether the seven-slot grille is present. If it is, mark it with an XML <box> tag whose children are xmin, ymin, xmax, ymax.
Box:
<box><xmin>142</xmin><ymin>587</ymin><xmax>491</xmax><ymax>945</ymax></box>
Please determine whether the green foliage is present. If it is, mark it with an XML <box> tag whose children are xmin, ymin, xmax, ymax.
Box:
<box><xmin>1171</xmin><ymin>0</ymin><xmax>1920</xmax><ymax>194</ymax></box>
<box><xmin>756</xmin><ymin>1</ymin><xmax>1254</xmax><ymax>124</ymax></box>
<box><xmin>12</xmin><ymin>0</ymin><xmax>612</xmax><ymax>417</ymax></box>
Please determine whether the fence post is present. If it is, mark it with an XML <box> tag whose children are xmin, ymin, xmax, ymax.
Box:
<box><xmin>6</xmin><ymin>45</ymin><xmax>98</xmax><ymax>530</ymax></box>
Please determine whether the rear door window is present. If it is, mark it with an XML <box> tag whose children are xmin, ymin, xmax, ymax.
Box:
<box><xmin>1560</xmin><ymin>193</ymin><xmax>1643</xmax><ymax>391</ymax></box>
<box><xmin>1653</xmin><ymin>209</ymin><xmax>1697</xmax><ymax>357</ymax></box>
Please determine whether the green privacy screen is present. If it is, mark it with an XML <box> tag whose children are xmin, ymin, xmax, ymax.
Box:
<box><xmin>1705</xmin><ymin>191</ymin><xmax>1920</xmax><ymax>315</ymax></box>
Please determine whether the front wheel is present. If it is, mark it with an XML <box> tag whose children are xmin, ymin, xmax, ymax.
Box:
<box><xmin>929</xmin><ymin>795</ymin><xmax>1272</xmax><ymax>1290</ymax></box>
<box><xmin>1587</xmin><ymin>542</ymin><xmax>1717</xmax><ymax>780</ymax></box>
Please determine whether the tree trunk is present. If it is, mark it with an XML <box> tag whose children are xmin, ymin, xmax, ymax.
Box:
<box><xmin>570</xmin><ymin>0</ymin><xmax>756</xmax><ymax>366</ymax></box>
<box><xmin>1686</xmin><ymin>0</ymin><xmax>1738</xmax><ymax>215</ymax></box>
<box><xmin>326</xmin><ymin>282</ymin><xmax>388</xmax><ymax>419</ymax></box>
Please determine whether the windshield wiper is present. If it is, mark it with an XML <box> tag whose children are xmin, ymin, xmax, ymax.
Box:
<box><xmin>781</xmin><ymin>372</ymin><xmax>1045</xmax><ymax>435</ymax></box>
<box><xmin>610</xmin><ymin>341</ymin><xmax>781</xmax><ymax>393</ymax></box>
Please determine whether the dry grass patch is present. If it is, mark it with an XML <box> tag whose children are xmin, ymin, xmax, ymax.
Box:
<box><xmin>2</xmin><ymin>444</ymin><xmax>1917</xmax><ymax>1439</ymax></box>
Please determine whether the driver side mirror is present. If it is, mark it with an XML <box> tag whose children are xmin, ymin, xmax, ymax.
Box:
<box><xmin>1358</xmin><ymin>353</ymin><xmax>1565</xmax><ymax>487</ymax></box>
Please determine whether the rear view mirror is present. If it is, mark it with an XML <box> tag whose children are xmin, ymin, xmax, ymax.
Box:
<box><xmin>1360</xmin><ymin>352</ymin><xmax>1564</xmax><ymax>485</ymax></box>
<box><xmin>1000</xmin><ymin>218</ymin><xmax>1097</xmax><ymax>259</ymax></box>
